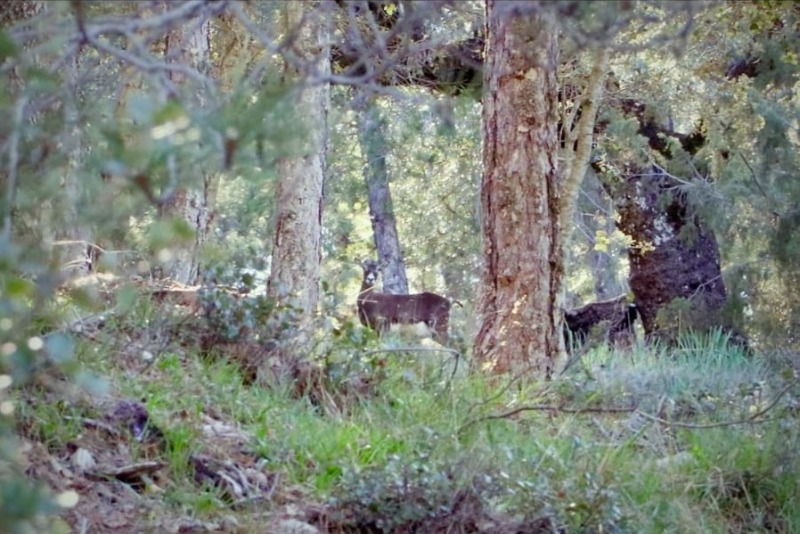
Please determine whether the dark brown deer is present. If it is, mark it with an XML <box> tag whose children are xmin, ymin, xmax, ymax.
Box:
<box><xmin>357</xmin><ymin>260</ymin><xmax>452</xmax><ymax>342</ymax></box>
<box><xmin>564</xmin><ymin>295</ymin><xmax>638</xmax><ymax>349</ymax></box>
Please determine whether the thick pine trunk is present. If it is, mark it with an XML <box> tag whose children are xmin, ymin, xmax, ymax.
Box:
<box><xmin>267</xmin><ymin>1</ymin><xmax>329</xmax><ymax>324</ymax></box>
<box><xmin>474</xmin><ymin>3</ymin><xmax>562</xmax><ymax>377</ymax></box>
<box><xmin>355</xmin><ymin>90</ymin><xmax>409</xmax><ymax>294</ymax></box>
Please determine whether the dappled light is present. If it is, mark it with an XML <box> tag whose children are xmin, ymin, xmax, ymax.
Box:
<box><xmin>1</xmin><ymin>1</ymin><xmax>799</xmax><ymax>532</ymax></box>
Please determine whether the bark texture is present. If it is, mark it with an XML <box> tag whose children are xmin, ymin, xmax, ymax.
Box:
<box><xmin>596</xmin><ymin>100</ymin><xmax>730</xmax><ymax>341</ymax></box>
<box><xmin>161</xmin><ymin>13</ymin><xmax>216</xmax><ymax>284</ymax></box>
<box><xmin>608</xmin><ymin>168</ymin><xmax>727</xmax><ymax>339</ymax></box>
<box><xmin>355</xmin><ymin>91</ymin><xmax>409</xmax><ymax>294</ymax></box>
<box><xmin>474</xmin><ymin>3</ymin><xmax>562</xmax><ymax>377</ymax></box>
<box><xmin>267</xmin><ymin>1</ymin><xmax>329</xmax><ymax>322</ymax></box>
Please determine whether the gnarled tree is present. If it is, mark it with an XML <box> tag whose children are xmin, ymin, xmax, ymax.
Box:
<box><xmin>594</xmin><ymin>101</ymin><xmax>730</xmax><ymax>341</ymax></box>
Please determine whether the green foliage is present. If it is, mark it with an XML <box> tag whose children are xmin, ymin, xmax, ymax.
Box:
<box><xmin>599</xmin><ymin>1</ymin><xmax>800</xmax><ymax>347</ymax></box>
<box><xmin>0</xmin><ymin>252</ymin><xmax>83</xmax><ymax>530</ymax></box>
<box><xmin>327</xmin><ymin>452</ymin><xmax>506</xmax><ymax>532</ymax></box>
<box><xmin>9</xmin><ymin>288</ymin><xmax>796</xmax><ymax>532</ymax></box>
<box><xmin>326</xmin><ymin>89</ymin><xmax>482</xmax><ymax>304</ymax></box>
<box><xmin>2</xmin><ymin>1</ymin><xmax>800</xmax><ymax>530</ymax></box>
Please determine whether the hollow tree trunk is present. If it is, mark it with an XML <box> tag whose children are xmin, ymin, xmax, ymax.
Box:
<box><xmin>473</xmin><ymin>3</ymin><xmax>562</xmax><ymax>377</ymax></box>
<box><xmin>354</xmin><ymin>90</ymin><xmax>408</xmax><ymax>294</ymax></box>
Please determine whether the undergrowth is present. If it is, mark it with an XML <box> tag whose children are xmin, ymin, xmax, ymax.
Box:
<box><xmin>10</xmin><ymin>295</ymin><xmax>800</xmax><ymax>533</ymax></box>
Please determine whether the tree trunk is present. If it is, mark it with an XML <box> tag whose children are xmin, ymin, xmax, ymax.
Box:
<box><xmin>53</xmin><ymin>52</ymin><xmax>93</xmax><ymax>280</ymax></box>
<box><xmin>267</xmin><ymin>1</ymin><xmax>329</xmax><ymax>325</ymax></box>
<box><xmin>354</xmin><ymin>90</ymin><xmax>409</xmax><ymax>294</ymax></box>
<box><xmin>473</xmin><ymin>3</ymin><xmax>562</xmax><ymax>377</ymax></box>
<box><xmin>606</xmin><ymin>167</ymin><xmax>728</xmax><ymax>340</ymax></box>
<box><xmin>1</xmin><ymin>1</ymin><xmax>92</xmax><ymax>278</ymax></box>
<box><xmin>160</xmin><ymin>10</ymin><xmax>216</xmax><ymax>285</ymax></box>
<box><xmin>582</xmin><ymin>170</ymin><xmax>624</xmax><ymax>301</ymax></box>
<box><xmin>596</xmin><ymin>101</ymin><xmax>732</xmax><ymax>342</ymax></box>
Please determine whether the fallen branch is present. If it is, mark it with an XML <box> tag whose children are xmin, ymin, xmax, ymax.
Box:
<box><xmin>88</xmin><ymin>460</ymin><xmax>166</xmax><ymax>482</ymax></box>
<box><xmin>459</xmin><ymin>403</ymin><xmax>636</xmax><ymax>433</ymax></box>
<box><xmin>459</xmin><ymin>380</ymin><xmax>797</xmax><ymax>433</ymax></box>
<box><xmin>635</xmin><ymin>381</ymin><xmax>796</xmax><ymax>429</ymax></box>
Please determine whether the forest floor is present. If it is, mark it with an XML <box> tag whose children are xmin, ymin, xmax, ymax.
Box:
<box><xmin>10</xmin><ymin>285</ymin><xmax>800</xmax><ymax>533</ymax></box>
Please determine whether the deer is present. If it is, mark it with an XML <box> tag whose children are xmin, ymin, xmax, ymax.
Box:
<box><xmin>357</xmin><ymin>259</ymin><xmax>453</xmax><ymax>343</ymax></box>
<box><xmin>563</xmin><ymin>295</ymin><xmax>639</xmax><ymax>350</ymax></box>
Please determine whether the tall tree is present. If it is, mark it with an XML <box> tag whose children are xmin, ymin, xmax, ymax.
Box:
<box><xmin>473</xmin><ymin>2</ymin><xmax>562</xmax><ymax>376</ymax></box>
<box><xmin>354</xmin><ymin>90</ymin><xmax>409</xmax><ymax>294</ymax></box>
<box><xmin>52</xmin><ymin>50</ymin><xmax>93</xmax><ymax>279</ymax></box>
<box><xmin>160</xmin><ymin>6</ymin><xmax>217</xmax><ymax>284</ymax></box>
<box><xmin>267</xmin><ymin>1</ymin><xmax>330</xmax><ymax>327</ymax></box>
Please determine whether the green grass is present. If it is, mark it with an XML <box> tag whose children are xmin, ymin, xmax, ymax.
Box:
<box><xmin>14</xmin><ymin>311</ymin><xmax>800</xmax><ymax>532</ymax></box>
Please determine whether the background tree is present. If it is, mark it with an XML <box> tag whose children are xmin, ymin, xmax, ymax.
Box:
<box><xmin>2</xmin><ymin>4</ymin><xmax>800</xmax><ymax>528</ymax></box>
<box><xmin>354</xmin><ymin>89</ymin><xmax>408</xmax><ymax>294</ymax></box>
<box><xmin>158</xmin><ymin>4</ymin><xmax>217</xmax><ymax>284</ymax></box>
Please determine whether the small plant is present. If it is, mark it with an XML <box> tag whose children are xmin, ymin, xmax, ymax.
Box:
<box><xmin>326</xmin><ymin>452</ymin><xmax>501</xmax><ymax>532</ymax></box>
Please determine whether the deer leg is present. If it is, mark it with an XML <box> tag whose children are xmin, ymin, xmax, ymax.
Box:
<box><xmin>377</xmin><ymin>318</ymin><xmax>389</xmax><ymax>336</ymax></box>
<box><xmin>430</xmin><ymin>315</ymin><xmax>449</xmax><ymax>343</ymax></box>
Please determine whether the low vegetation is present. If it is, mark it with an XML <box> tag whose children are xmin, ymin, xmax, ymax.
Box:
<box><xmin>3</xmin><ymin>289</ymin><xmax>799</xmax><ymax>533</ymax></box>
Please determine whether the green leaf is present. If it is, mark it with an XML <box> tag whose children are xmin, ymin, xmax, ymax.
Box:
<box><xmin>127</xmin><ymin>93</ymin><xmax>157</xmax><ymax>123</ymax></box>
<box><xmin>170</xmin><ymin>218</ymin><xmax>196</xmax><ymax>240</ymax></box>
<box><xmin>0</xmin><ymin>30</ymin><xmax>19</xmax><ymax>60</ymax></box>
<box><xmin>4</xmin><ymin>277</ymin><xmax>34</xmax><ymax>298</ymax></box>
<box><xmin>75</xmin><ymin>370</ymin><xmax>110</xmax><ymax>396</ymax></box>
<box><xmin>24</xmin><ymin>66</ymin><xmax>59</xmax><ymax>92</ymax></box>
<box><xmin>152</xmin><ymin>100</ymin><xmax>187</xmax><ymax>125</ymax></box>
<box><xmin>66</xmin><ymin>287</ymin><xmax>100</xmax><ymax>310</ymax></box>
<box><xmin>115</xmin><ymin>285</ymin><xmax>139</xmax><ymax>314</ymax></box>
<box><xmin>148</xmin><ymin>218</ymin><xmax>195</xmax><ymax>250</ymax></box>
<box><xmin>101</xmin><ymin>128</ymin><xmax>126</xmax><ymax>155</ymax></box>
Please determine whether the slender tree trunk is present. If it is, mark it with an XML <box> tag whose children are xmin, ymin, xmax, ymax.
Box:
<box><xmin>161</xmin><ymin>10</ymin><xmax>216</xmax><ymax>284</ymax></box>
<box><xmin>2</xmin><ymin>1</ymin><xmax>92</xmax><ymax>278</ymax></box>
<box><xmin>53</xmin><ymin>53</ymin><xmax>93</xmax><ymax>280</ymax></box>
<box><xmin>474</xmin><ymin>2</ymin><xmax>562</xmax><ymax>377</ymax></box>
<box><xmin>587</xmin><ymin>240</ymin><xmax>617</xmax><ymax>300</ymax></box>
<box><xmin>354</xmin><ymin>90</ymin><xmax>408</xmax><ymax>294</ymax></box>
<box><xmin>267</xmin><ymin>1</ymin><xmax>329</xmax><ymax>325</ymax></box>
<box><xmin>581</xmin><ymin>171</ymin><xmax>624</xmax><ymax>301</ymax></box>
<box><xmin>557</xmin><ymin>47</ymin><xmax>610</xmax><ymax>233</ymax></box>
